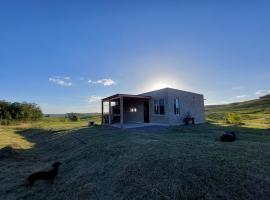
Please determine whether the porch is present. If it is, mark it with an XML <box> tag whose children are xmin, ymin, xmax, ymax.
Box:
<box><xmin>101</xmin><ymin>94</ymin><xmax>151</xmax><ymax>128</ymax></box>
<box><xmin>110</xmin><ymin>122</ymin><xmax>170</xmax><ymax>129</ymax></box>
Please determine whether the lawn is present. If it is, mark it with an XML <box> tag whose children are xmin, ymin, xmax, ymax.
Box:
<box><xmin>1</xmin><ymin>116</ymin><xmax>270</xmax><ymax>199</ymax></box>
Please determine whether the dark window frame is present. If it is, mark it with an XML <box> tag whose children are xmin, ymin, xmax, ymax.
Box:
<box><xmin>174</xmin><ymin>98</ymin><xmax>180</xmax><ymax>115</ymax></box>
<box><xmin>153</xmin><ymin>99</ymin><xmax>165</xmax><ymax>115</ymax></box>
<box><xmin>159</xmin><ymin>99</ymin><xmax>165</xmax><ymax>115</ymax></box>
<box><xmin>154</xmin><ymin>100</ymin><xmax>159</xmax><ymax>114</ymax></box>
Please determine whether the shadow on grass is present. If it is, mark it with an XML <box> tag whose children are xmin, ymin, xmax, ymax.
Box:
<box><xmin>1</xmin><ymin>123</ymin><xmax>270</xmax><ymax>200</ymax></box>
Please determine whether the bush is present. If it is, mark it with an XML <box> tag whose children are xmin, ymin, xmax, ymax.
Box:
<box><xmin>67</xmin><ymin>113</ymin><xmax>80</xmax><ymax>122</ymax></box>
<box><xmin>0</xmin><ymin>100</ymin><xmax>43</xmax><ymax>122</ymax></box>
<box><xmin>225</xmin><ymin>112</ymin><xmax>242</xmax><ymax>125</ymax></box>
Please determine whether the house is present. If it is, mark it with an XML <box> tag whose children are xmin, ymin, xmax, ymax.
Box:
<box><xmin>101</xmin><ymin>87</ymin><xmax>205</xmax><ymax>128</ymax></box>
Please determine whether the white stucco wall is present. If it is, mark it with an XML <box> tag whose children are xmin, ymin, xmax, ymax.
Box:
<box><xmin>140</xmin><ymin>88</ymin><xmax>205</xmax><ymax>125</ymax></box>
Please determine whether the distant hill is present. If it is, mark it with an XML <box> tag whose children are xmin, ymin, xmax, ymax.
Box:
<box><xmin>205</xmin><ymin>95</ymin><xmax>270</xmax><ymax>128</ymax></box>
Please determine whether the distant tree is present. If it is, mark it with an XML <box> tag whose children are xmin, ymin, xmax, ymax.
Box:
<box><xmin>67</xmin><ymin>113</ymin><xmax>80</xmax><ymax>122</ymax></box>
<box><xmin>0</xmin><ymin>100</ymin><xmax>43</xmax><ymax>123</ymax></box>
<box><xmin>0</xmin><ymin>101</ymin><xmax>12</xmax><ymax>120</ymax></box>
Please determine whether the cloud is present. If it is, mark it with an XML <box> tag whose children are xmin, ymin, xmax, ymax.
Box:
<box><xmin>88</xmin><ymin>78</ymin><xmax>116</xmax><ymax>86</ymax></box>
<box><xmin>88</xmin><ymin>95</ymin><xmax>103</xmax><ymax>103</ymax></box>
<box><xmin>255</xmin><ymin>90</ymin><xmax>270</xmax><ymax>96</ymax></box>
<box><xmin>49</xmin><ymin>76</ymin><xmax>72</xmax><ymax>87</ymax></box>
<box><xmin>236</xmin><ymin>95</ymin><xmax>246</xmax><ymax>99</ymax></box>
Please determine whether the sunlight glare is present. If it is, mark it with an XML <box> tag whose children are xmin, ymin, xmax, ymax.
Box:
<box><xmin>151</xmin><ymin>82</ymin><xmax>173</xmax><ymax>91</ymax></box>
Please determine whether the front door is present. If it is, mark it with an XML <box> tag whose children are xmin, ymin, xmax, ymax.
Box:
<box><xmin>144</xmin><ymin>101</ymin><xmax>149</xmax><ymax>123</ymax></box>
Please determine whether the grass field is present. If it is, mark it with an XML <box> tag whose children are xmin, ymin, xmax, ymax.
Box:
<box><xmin>206</xmin><ymin>96</ymin><xmax>270</xmax><ymax>129</ymax></box>
<box><xmin>1</xmin><ymin>101</ymin><xmax>270</xmax><ymax>199</ymax></box>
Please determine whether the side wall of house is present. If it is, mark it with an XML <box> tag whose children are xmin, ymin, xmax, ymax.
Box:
<box><xmin>123</xmin><ymin>100</ymin><xmax>144</xmax><ymax>123</ymax></box>
<box><xmin>140</xmin><ymin>89</ymin><xmax>170</xmax><ymax>124</ymax></box>
<box><xmin>167</xmin><ymin>88</ymin><xmax>205</xmax><ymax>125</ymax></box>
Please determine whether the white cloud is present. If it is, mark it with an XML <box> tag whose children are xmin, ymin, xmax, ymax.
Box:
<box><xmin>88</xmin><ymin>78</ymin><xmax>116</xmax><ymax>86</ymax></box>
<box><xmin>88</xmin><ymin>95</ymin><xmax>103</xmax><ymax>103</ymax></box>
<box><xmin>255</xmin><ymin>90</ymin><xmax>270</xmax><ymax>96</ymax></box>
<box><xmin>236</xmin><ymin>95</ymin><xmax>246</xmax><ymax>99</ymax></box>
<box><xmin>49</xmin><ymin>76</ymin><xmax>72</xmax><ymax>87</ymax></box>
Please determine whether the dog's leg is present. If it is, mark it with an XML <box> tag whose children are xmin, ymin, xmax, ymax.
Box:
<box><xmin>50</xmin><ymin>178</ymin><xmax>54</xmax><ymax>184</ymax></box>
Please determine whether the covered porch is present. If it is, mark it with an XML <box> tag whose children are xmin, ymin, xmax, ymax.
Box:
<box><xmin>101</xmin><ymin>94</ymin><xmax>151</xmax><ymax>128</ymax></box>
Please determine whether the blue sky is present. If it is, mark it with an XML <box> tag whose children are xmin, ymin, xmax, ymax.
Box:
<box><xmin>0</xmin><ymin>0</ymin><xmax>270</xmax><ymax>113</ymax></box>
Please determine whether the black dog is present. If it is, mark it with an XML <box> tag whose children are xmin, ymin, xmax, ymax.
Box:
<box><xmin>26</xmin><ymin>161</ymin><xmax>61</xmax><ymax>187</ymax></box>
<box><xmin>220</xmin><ymin>131</ymin><xmax>236</xmax><ymax>142</ymax></box>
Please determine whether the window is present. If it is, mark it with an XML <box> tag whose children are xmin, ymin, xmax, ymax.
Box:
<box><xmin>159</xmin><ymin>99</ymin><xmax>165</xmax><ymax>115</ymax></box>
<box><xmin>174</xmin><ymin>98</ymin><xmax>180</xmax><ymax>115</ymax></box>
<box><xmin>154</xmin><ymin>100</ymin><xmax>159</xmax><ymax>114</ymax></box>
<box><xmin>154</xmin><ymin>99</ymin><xmax>165</xmax><ymax>115</ymax></box>
<box><xmin>130</xmin><ymin>108</ymin><xmax>137</xmax><ymax>112</ymax></box>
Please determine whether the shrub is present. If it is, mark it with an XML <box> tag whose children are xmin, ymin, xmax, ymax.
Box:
<box><xmin>67</xmin><ymin>113</ymin><xmax>81</xmax><ymax>122</ymax></box>
<box><xmin>225</xmin><ymin>112</ymin><xmax>242</xmax><ymax>125</ymax></box>
<box><xmin>0</xmin><ymin>100</ymin><xmax>43</xmax><ymax>122</ymax></box>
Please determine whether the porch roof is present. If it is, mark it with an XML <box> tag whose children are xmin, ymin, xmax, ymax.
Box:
<box><xmin>102</xmin><ymin>94</ymin><xmax>151</xmax><ymax>102</ymax></box>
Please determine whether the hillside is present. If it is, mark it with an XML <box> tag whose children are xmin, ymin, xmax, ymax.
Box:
<box><xmin>1</xmin><ymin>101</ymin><xmax>270</xmax><ymax>199</ymax></box>
<box><xmin>1</xmin><ymin>122</ymin><xmax>270</xmax><ymax>200</ymax></box>
<box><xmin>206</xmin><ymin>95</ymin><xmax>270</xmax><ymax>128</ymax></box>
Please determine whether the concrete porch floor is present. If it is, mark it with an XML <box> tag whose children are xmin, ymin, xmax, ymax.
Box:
<box><xmin>109</xmin><ymin>122</ymin><xmax>170</xmax><ymax>129</ymax></box>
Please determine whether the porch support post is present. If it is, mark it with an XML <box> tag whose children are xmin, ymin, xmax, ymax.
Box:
<box><xmin>109</xmin><ymin>100</ymin><xmax>111</xmax><ymax>125</ymax></box>
<box><xmin>101</xmin><ymin>100</ymin><xmax>104</xmax><ymax>124</ymax></box>
<box><xmin>120</xmin><ymin>96</ymin><xmax>124</xmax><ymax>128</ymax></box>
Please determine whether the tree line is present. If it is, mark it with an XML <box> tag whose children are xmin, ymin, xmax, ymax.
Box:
<box><xmin>0</xmin><ymin>100</ymin><xmax>43</xmax><ymax>122</ymax></box>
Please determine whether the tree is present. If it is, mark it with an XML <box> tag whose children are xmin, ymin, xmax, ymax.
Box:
<box><xmin>0</xmin><ymin>100</ymin><xmax>43</xmax><ymax>122</ymax></box>
<box><xmin>67</xmin><ymin>113</ymin><xmax>80</xmax><ymax>122</ymax></box>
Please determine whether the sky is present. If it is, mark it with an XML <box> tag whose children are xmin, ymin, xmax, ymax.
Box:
<box><xmin>0</xmin><ymin>0</ymin><xmax>270</xmax><ymax>114</ymax></box>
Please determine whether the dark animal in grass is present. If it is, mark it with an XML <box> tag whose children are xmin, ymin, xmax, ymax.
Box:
<box><xmin>25</xmin><ymin>161</ymin><xmax>61</xmax><ymax>187</ymax></box>
<box><xmin>220</xmin><ymin>132</ymin><xmax>236</xmax><ymax>142</ymax></box>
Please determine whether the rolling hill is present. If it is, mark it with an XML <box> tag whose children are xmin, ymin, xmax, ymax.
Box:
<box><xmin>206</xmin><ymin>95</ymin><xmax>270</xmax><ymax>128</ymax></box>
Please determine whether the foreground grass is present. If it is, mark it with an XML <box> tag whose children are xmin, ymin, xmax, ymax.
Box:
<box><xmin>1</xmin><ymin>120</ymin><xmax>270</xmax><ymax>200</ymax></box>
<box><xmin>0</xmin><ymin>116</ymin><xmax>100</xmax><ymax>149</ymax></box>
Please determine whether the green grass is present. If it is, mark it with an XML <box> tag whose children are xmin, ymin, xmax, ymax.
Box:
<box><xmin>206</xmin><ymin>97</ymin><xmax>270</xmax><ymax>129</ymax></box>
<box><xmin>0</xmin><ymin>101</ymin><xmax>270</xmax><ymax>199</ymax></box>
<box><xmin>0</xmin><ymin>116</ymin><xmax>101</xmax><ymax>150</ymax></box>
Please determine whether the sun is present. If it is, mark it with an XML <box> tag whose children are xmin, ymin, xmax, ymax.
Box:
<box><xmin>151</xmin><ymin>82</ymin><xmax>173</xmax><ymax>91</ymax></box>
<box><xmin>138</xmin><ymin>76</ymin><xmax>182</xmax><ymax>93</ymax></box>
